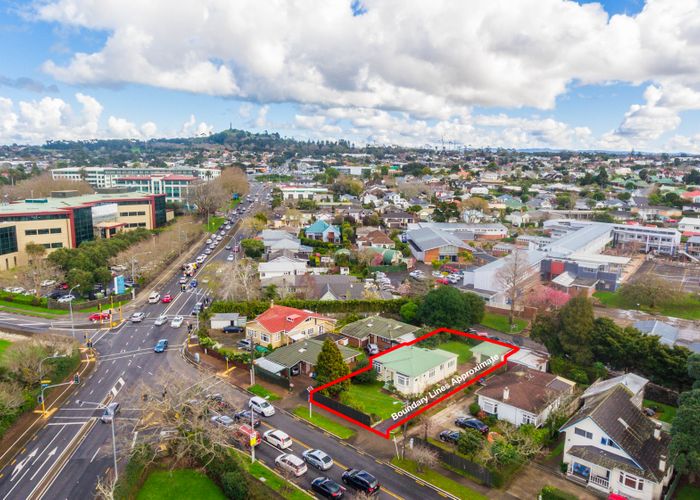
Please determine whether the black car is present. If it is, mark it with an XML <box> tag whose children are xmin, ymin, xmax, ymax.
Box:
<box><xmin>439</xmin><ymin>430</ymin><xmax>461</xmax><ymax>444</ymax></box>
<box><xmin>341</xmin><ymin>469</ymin><xmax>380</xmax><ymax>495</ymax></box>
<box><xmin>223</xmin><ymin>325</ymin><xmax>244</xmax><ymax>333</ymax></box>
<box><xmin>233</xmin><ymin>409</ymin><xmax>261</xmax><ymax>427</ymax></box>
<box><xmin>312</xmin><ymin>477</ymin><xmax>345</xmax><ymax>498</ymax></box>
<box><xmin>455</xmin><ymin>417</ymin><xmax>489</xmax><ymax>435</ymax></box>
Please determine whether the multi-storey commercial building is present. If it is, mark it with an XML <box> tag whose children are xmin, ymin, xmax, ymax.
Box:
<box><xmin>279</xmin><ymin>185</ymin><xmax>331</xmax><ymax>201</ymax></box>
<box><xmin>0</xmin><ymin>191</ymin><xmax>167</xmax><ymax>270</ymax></box>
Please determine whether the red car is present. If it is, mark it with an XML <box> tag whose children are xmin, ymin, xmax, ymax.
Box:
<box><xmin>436</xmin><ymin>278</ymin><xmax>450</xmax><ymax>285</ymax></box>
<box><xmin>58</xmin><ymin>282</ymin><xmax>69</xmax><ymax>290</ymax></box>
<box><xmin>161</xmin><ymin>294</ymin><xmax>172</xmax><ymax>303</ymax></box>
<box><xmin>88</xmin><ymin>312</ymin><xmax>111</xmax><ymax>322</ymax></box>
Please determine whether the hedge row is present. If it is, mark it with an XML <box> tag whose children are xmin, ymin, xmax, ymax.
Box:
<box><xmin>0</xmin><ymin>292</ymin><xmax>46</xmax><ymax>307</ymax></box>
<box><xmin>209</xmin><ymin>297</ymin><xmax>410</xmax><ymax>317</ymax></box>
<box><xmin>539</xmin><ymin>486</ymin><xmax>579</xmax><ymax>500</ymax></box>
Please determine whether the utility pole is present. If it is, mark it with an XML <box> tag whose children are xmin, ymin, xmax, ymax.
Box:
<box><xmin>79</xmin><ymin>400</ymin><xmax>118</xmax><ymax>480</ymax></box>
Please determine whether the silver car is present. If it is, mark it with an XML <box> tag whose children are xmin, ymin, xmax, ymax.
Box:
<box><xmin>302</xmin><ymin>449</ymin><xmax>334</xmax><ymax>470</ymax></box>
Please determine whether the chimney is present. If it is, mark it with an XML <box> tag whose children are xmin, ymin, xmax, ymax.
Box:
<box><xmin>654</xmin><ymin>423</ymin><xmax>661</xmax><ymax>440</ymax></box>
<box><xmin>503</xmin><ymin>386</ymin><xmax>510</xmax><ymax>401</ymax></box>
<box><xmin>659</xmin><ymin>455</ymin><xmax>667</xmax><ymax>472</ymax></box>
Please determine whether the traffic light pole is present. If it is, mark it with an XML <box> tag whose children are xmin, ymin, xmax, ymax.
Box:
<box><xmin>39</xmin><ymin>374</ymin><xmax>80</xmax><ymax>416</ymax></box>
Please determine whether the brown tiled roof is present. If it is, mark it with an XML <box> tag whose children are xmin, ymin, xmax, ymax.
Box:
<box><xmin>475</xmin><ymin>366</ymin><xmax>574</xmax><ymax>414</ymax></box>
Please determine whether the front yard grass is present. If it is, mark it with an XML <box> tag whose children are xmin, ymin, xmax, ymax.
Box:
<box><xmin>137</xmin><ymin>469</ymin><xmax>225</xmax><ymax>500</ymax></box>
<box><xmin>480</xmin><ymin>312</ymin><xmax>527</xmax><ymax>333</ymax></box>
<box><xmin>391</xmin><ymin>457</ymin><xmax>487</xmax><ymax>500</ymax></box>
<box><xmin>643</xmin><ymin>399</ymin><xmax>677</xmax><ymax>424</ymax></box>
<box><xmin>292</xmin><ymin>406</ymin><xmax>355</xmax><ymax>439</ymax></box>
<box><xmin>676</xmin><ymin>484</ymin><xmax>700</xmax><ymax>500</ymax></box>
<box><xmin>437</xmin><ymin>340</ymin><xmax>473</xmax><ymax>364</ymax></box>
<box><xmin>248</xmin><ymin>384</ymin><xmax>281</xmax><ymax>401</ymax></box>
<box><xmin>344</xmin><ymin>381</ymin><xmax>402</xmax><ymax>421</ymax></box>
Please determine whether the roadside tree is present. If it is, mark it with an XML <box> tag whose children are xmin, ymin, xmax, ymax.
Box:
<box><xmin>495</xmin><ymin>249</ymin><xmax>531</xmax><ymax>326</ymax></box>
<box><xmin>315</xmin><ymin>339</ymin><xmax>350</xmax><ymax>397</ymax></box>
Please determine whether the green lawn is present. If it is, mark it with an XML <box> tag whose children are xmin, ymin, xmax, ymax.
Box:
<box><xmin>480</xmin><ymin>312</ymin><xmax>527</xmax><ymax>333</ymax></box>
<box><xmin>0</xmin><ymin>339</ymin><xmax>11</xmax><ymax>358</ymax></box>
<box><xmin>203</xmin><ymin>216</ymin><xmax>226</xmax><ymax>234</ymax></box>
<box><xmin>137</xmin><ymin>469</ymin><xmax>225</xmax><ymax>500</ymax></box>
<box><xmin>248</xmin><ymin>384</ymin><xmax>281</xmax><ymax>401</ymax></box>
<box><xmin>245</xmin><ymin>458</ymin><xmax>314</xmax><ymax>500</ymax></box>
<box><xmin>643</xmin><ymin>399</ymin><xmax>677</xmax><ymax>424</ymax></box>
<box><xmin>343</xmin><ymin>381</ymin><xmax>402</xmax><ymax>421</ymax></box>
<box><xmin>0</xmin><ymin>300</ymin><xmax>68</xmax><ymax>316</ymax></box>
<box><xmin>391</xmin><ymin>458</ymin><xmax>487</xmax><ymax>500</ymax></box>
<box><xmin>437</xmin><ymin>340</ymin><xmax>473</xmax><ymax>364</ymax></box>
<box><xmin>594</xmin><ymin>291</ymin><xmax>700</xmax><ymax>321</ymax></box>
<box><xmin>292</xmin><ymin>406</ymin><xmax>355</xmax><ymax>439</ymax></box>
<box><xmin>676</xmin><ymin>484</ymin><xmax>700</xmax><ymax>500</ymax></box>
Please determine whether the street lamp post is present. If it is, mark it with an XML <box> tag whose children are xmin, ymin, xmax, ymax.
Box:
<box><xmin>68</xmin><ymin>284</ymin><xmax>80</xmax><ymax>340</ymax></box>
<box><xmin>79</xmin><ymin>400</ymin><xmax>118</xmax><ymax>481</ymax></box>
<box><xmin>39</xmin><ymin>352</ymin><xmax>67</xmax><ymax>381</ymax></box>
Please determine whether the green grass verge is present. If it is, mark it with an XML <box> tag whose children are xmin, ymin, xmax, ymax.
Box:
<box><xmin>594</xmin><ymin>291</ymin><xmax>700</xmax><ymax>320</ymax></box>
<box><xmin>0</xmin><ymin>339</ymin><xmax>11</xmax><ymax>358</ymax></box>
<box><xmin>546</xmin><ymin>439</ymin><xmax>565</xmax><ymax>460</ymax></box>
<box><xmin>203</xmin><ymin>216</ymin><xmax>226</xmax><ymax>234</ymax></box>
<box><xmin>343</xmin><ymin>381</ymin><xmax>402</xmax><ymax>421</ymax></box>
<box><xmin>437</xmin><ymin>340</ymin><xmax>473</xmax><ymax>364</ymax></box>
<box><xmin>244</xmin><ymin>457</ymin><xmax>314</xmax><ymax>500</ymax></box>
<box><xmin>0</xmin><ymin>300</ymin><xmax>68</xmax><ymax>315</ymax></box>
<box><xmin>137</xmin><ymin>469</ymin><xmax>226</xmax><ymax>500</ymax></box>
<box><xmin>292</xmin><ymin>406</ymin><xmax>355</xmax><ymax>439</ymax></box>
<box><xmin>248</xmin><ymin>384</ymin><xmax>281</xmax><ymax>401</ymax></box>
<box><xmin>676</xmin><ymin>485</ymin><xmax>700</xmax><ymax>500</ymax></box>
<box><xmin>480</xmin><ymin>312</ymin><xmax>527</xmax><ymax>333</ymax></box>
<box><xmin>643</xmin><ymin>399</ymin><xmax>677</xmax><ymax>424</ymax></box>
<box><xmin>391</xmin><ymin>457</ymin><xmax>487</xmax><ymax>500</ymax></box>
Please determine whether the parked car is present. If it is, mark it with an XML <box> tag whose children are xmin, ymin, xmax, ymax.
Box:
<box><xmin>154</xmin><ymin>315</ymin><xmax>168</xmax><ymax>326</ymax></box>
<box><xmin>439</xmin><ymin>430</ymin><xmax>461</xmax><ymax>444</ymax></box>
<box><xmin>130</xmin><ymin>312</ymin><xmax>146</xmax><ymax>323</ymax></box>
<box><xmin>365</xmin><ymin>343</ymin><xmax>379</xmax><ymax>356</ymax></box>
<box><xmin>454</xmin><ymin>417</ymin><xmax>489</xmax><ymax>435</ymax></box>
<box><xmin>154</xmin><ymin>339</ymin><xmax>168</xmax><ymax>353</ymax></box>
<box><xmin>311</xmin><ymin>477</ymin><xmax>346</xmax><ymax>499</ymax></box>
<box><xmin>210</xmin><ymin>415</ymin><xmax>234</xmax><ymax>427</ymax></box>
<box><xmin>233</xmin><ymin>409</ymin><xmax>260</xmax><ymax>427</ymax></box>
<box><xmin>237</xmin><ymin>338</ymin><xmax>252</xmax><ymax>350</ymax></box>
<box><xmin>249</xmin><ymin>396</ymin><xmax>275</xmax><ymax>416</ymax></box>
<box><xmin>89</xmin><ymin>312</ymin><xmax>110</xmax><ymax>322</ymax></box>
<box><xmin>40</xmin><ymin>279</ymin><xmax>57</xmax><ymax>287</ymax></box>
<box><xmin>435</xmin><ymin>277</ymin><xmax>450</xmax><ymax>285</ymax></box>
<box><xmin>263</xmin><ymin>429</ymin><xmax>292</xmax><ymax>449</ymax></box>
<box><xmin>275</xmin><ymin>453</ymin><xmax>307</xmax><ymax>477</ymax></box>
<box><xmin>223</xmin><ymin>325</ymin><xmax>244</xmax><ymax>333</ymax></box>
<box><xmin>302</xmin><ymin>449</ymin><xmax>334</xmax><ymax>471</ymax></box>
<box><xmin>233</xmin><ymin>424</ymin><xmax>261</xmax><ymax>448</ymax></box>
<box><xmin>170</xmin><ymin>315</ymin><xmax>184</xmax><ymax>328</ymax></box>
<box><xmin>341</xmin><ymin>469</ymin><xmax>380</xmax><ymax>495</ymax></box>
<box><xmin>57</xmin><ymin>294</ymin><xmax>76</xmax><ymax>303</ymax></box>
<box><xmin>161</xmin><ymin>294</ymin><xmax>172</xmax><ymax>303</ymax></box>
<box><xmin>100</xmin><ymin>402</ymin><xmax>120</xmax><ymax>423</ymax></box>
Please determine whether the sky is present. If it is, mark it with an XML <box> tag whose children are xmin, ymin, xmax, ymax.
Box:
<box><xmin>2</xmin><ymin>0</ymin><xmax>700</xmax><ymax>153</ymax></box>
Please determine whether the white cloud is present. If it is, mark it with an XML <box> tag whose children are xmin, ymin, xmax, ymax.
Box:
<box><xmin>107</xmin><ymin>116</ymin><xmax>140</xmax><ymax>138</ymax></box>
<box><xmin>180</xmin><ymin>114</ymin><xmax>213</xmax><ymax>137</ymax></box>
<box><xmin>254</xmin><ymin>105</ymin><xmax>269</xmax><ymax>129</ymax></box>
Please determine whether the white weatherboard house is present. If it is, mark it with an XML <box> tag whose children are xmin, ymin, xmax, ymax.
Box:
<box><xmin>258</xmin><ymin>256</ymin><xmax>308</xmax><ymax>281</ymax></box>
<box><xmin>373</xmin><ymin>346</ymin><xmax>458</xmax><ymax>396</ymax></box>
<box><xmin>560</xmin><ymin>385</ymin><xmax>673</xmax><ymax>499</ymax></box>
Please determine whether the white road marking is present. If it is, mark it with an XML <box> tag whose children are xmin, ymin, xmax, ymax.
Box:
<box><xmin>89</xmin><ymin>448</ymin><xmax>100</xmax><ymax>463</ymax></box>
<box><xmin>29</xmin><ymin>447</ymin><xmax>57</xmax><ymax>481</ymax></box>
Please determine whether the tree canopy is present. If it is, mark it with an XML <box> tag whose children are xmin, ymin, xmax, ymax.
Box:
<box><xmin>315</xmin><ymin>339</ymin><xmax>350</xmax><ymax>397</ymax></box>
<box><xmin>418</xmin><ymin>287</ymin><xmax>484</xmax><ymax>330</ymax></box>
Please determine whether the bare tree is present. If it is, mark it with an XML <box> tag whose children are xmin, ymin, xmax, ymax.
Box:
<box><xmin>0</xmin><ymin>381</ymin><xmax>25</xmax><ymax>416</ymax></box>
<box><xmin>495</xmin><ymin>249</ymin><xmax>532</xmax><ymax>326</ymax></box>
<box><xmin>21</xmin><ymin>243</ymin><xmax>63</xmax><ymax>298</ymax></box>
<box><xmin>218</xmin><ymin>258</ymin><xmax>261</xmax><ymax>302</ymax></box>
<box><xmin>217</xmin><ymin>166</ymin><xmax>249</xmax><ymax>196</ymax></box>
<box><xmin>1</xmin><ymin>171</ymin><xmax>94</xmax><ymax>201</ymax></box>
<box><xmin>408</xmin><ymin>445</ymin><xmax>438</xmax><ymax>473</ymax></box>
<box><xmin>186</xmin><ymin>181</ymin><xmax>228</xmax><ymax>220</ymax></box>
<box><xmin>95</xmin><ymin>472</ymin><xmax>117</xmax><ymax>500</ymax></box>
<box><xmin>240</xmin><ymin>216</ymin><xmax>266</xmax><ymax>234</ymax></box>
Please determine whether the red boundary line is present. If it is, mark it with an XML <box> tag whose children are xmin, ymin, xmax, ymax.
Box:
<box><xmin>309</xmin><ymin>327</ymin><xmax>519</xmax><ymax>439</ymax></box>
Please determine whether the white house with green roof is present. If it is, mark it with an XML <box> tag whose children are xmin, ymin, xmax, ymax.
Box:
<box><xmin>373</xmin><ymin>346</ymin><xmax>458</xmax><ymax>396</ymax></box>
<box><xmin>471</xmin><ymin>341</ymin><xmax>511</xmax><ymax>364</ymax></box>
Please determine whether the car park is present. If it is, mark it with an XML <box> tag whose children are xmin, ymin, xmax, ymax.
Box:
<box><xmin>161</xmin><ymin>294</ymin><xmax>172</xmax><ymax>303</ymax></box>
<box><xmin>311</xmin><ymin>477</ymin><xmax>346</xmax><ymax>499</ymax></box>
<box><xmin>89</xmin><ymin>312</ymin><xmax>111</xmax><ymax>322</ymax></box>
<box><xmin>302</xmin><ymin>449</ymin><xmax>334</xmax><ymax>470</ymax></box>
<box><xmin>210</xmin><ymin>415</ymin><xmax>234</xmax><ymax>427</ymax></box>
<box><xmin>275</xmin><ymin>453</ymin><xmax>307</xmax><ymax>477</ymax></box>
<box><xmin>154</xmin><ymin>315</ymin><xmax>168</xmax><ymax>326</ymax></box>
<box><xmin>263</xmin><ymin>429</ymin><xmax>292</xmax><ymax>449</ymax></box>
<box><xmin>154</xmin><ymin>339</ymin><xmax>168</xmax><ymax>352</ymax></box>
<box><xmin>233</xmin><ymin>410</ymin><xmax>260</xmax><ymax>427</ymax></box>
<box><xmin>249</xmin><ymin>396</ymin><xmax>275</xmax><ymax>416</ymax></box>
<box><xmin>455</xmin><ymin>417</ymin><xmax>489</xmax><ymax>435</ymax></box>
<box><xmin>439</xmin><ymin>430</ymin><xmax>461</xmax><ymax>444</ymax></box>
<box><xmin>100</xmin><ymin>402</ymin><xmax>120</xmax><ymax>423</ymax></box>
<box><xmin>171</xmin><ymin>315</ymin><xmax>184</xmax><ymax>328</ymax></box>
<box><xmin>341</xmin><ymin>469</ymin><xmax>380</xmax><ymax>495</ymax></box>
<box><xmin>130</xmin><ymin>312</ymin><xmax>146</xmax><ymax>322</ymax></box>
<box><xmin>148</xmin><ymin>291</ymin><xmax>161</xmax><ymax>303</ymax></box>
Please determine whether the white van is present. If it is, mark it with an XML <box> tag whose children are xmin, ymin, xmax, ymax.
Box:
<box><xmin>249</xmin><ymin>396</ymin><xmax>275</xmax><ymax>416</ymax></box>
<box><xmin>148</xmin><ymin>291</ymin><xmax>161</xmax><ymax>303</ymax></box>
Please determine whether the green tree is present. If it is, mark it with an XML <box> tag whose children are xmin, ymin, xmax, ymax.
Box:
<box><xmin>558</xmin><ymin>297</ymin><xmax>594</xmax><ymax>365</ymax></box>
<box><xmin>670</xmin><ymin>389</ymin><xmax>700</xmax><ymax>481</ymax></box>
<box><xmin>66</xmin><ymin>268</ymin><xmax>94</xmax><ymax>293</ymax></box>
<box><xmin>399</xmin><ymin>300</ymin><xmax>419</xmax><ymax>324</ymax></box>
<box><xmin>315</xmin><ymin>339</ymin><xmax>350</xmax><ymax>397</ymax></box>
<box><xmin>240</xmin><ymin>238</ymin><xmax>264</xmax><ymax>259</ymax></box>
<box><xmin>352</xmin><ymin>358</ymin><xmax>378</xmax><ymax>384</ymax></box>
<box><xmin>418</xmin><ymin>287</ymin><xmax>484</xmax><ymax>330</ymax></box>
<box><xmin>457</xmin><ymin>429</ymin><xmax>483</xmax><ymax>458</ymax></box>
<box><xmin>262</xmin><ymin>284</ymin><xmax>279</xmax><ymax>301</ymax></box>
<box><xmin>688</xmin><ymin>353</ymin><xmax>700</xmax><ymax>389</ymax></box>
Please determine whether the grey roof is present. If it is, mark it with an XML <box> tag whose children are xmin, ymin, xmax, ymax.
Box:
<box><xmin>687</xmin><ymin>236</ymin><xmax>700</xmax><ymax>244</ymax></box>
<box><xmin>633</xmin><ymin>320</ymin><xmax>679</xmax><ymax>346</ymax></box>
<box><xmin>340</xmin><ymin>316</ymin><xmax>420</xmax><ymax>341</ymax></box>
<box><xmin>581</xmin><ymin>373</ymin><xmax>648</xmax><ymax>400</ymax></box>
<box><xmin>568</xmin><ymin>445</ymin><xmax>643</xmax><ymax>478</ymax></box>
<box><xmin>561</xmin><ymin>385</ymin><xmax>670</xmax><ymax>482</ymax></box>
<box><xmin>545</xmin><ymin>222</ymin><xmax>613</xmax><ymax>257</ymax></box>
<box><xmin>211</xmin><ymin>313</ymin><xmax>244</xmax><ymax>321</ymax></box>
<box><xmin>261</xmin><ymin>339</ymin><xmax>359</xmax><ymax>368</ymax></box>
<box><xmin>406</xmin><ymin>226</ymin><xmax>474</xmax><ymax>251</ymax></box>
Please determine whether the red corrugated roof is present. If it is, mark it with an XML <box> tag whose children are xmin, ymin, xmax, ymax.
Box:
<box><xmin>254</xmin><ymin>305</ymin><xmax>332</xmax><ymax>333</ymax></box>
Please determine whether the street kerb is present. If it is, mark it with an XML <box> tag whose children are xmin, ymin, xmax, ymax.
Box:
<box><xmin>309</xmin><ymin>327</ymin><xmax>519</xmax><ymax>439</ymax></box>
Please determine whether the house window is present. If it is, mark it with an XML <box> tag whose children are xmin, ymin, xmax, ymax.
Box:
<box><xmin>429</xmin><ymin>369</ymin><xmax>436</xmax><ymax>378</ymax></box>
<box><xmin>396</xmin><ymin>374</ymin><xmax>409</xmax><ymax>386</ymax></box>
<box><xmin>481</xmin><ymin>400</ymin><xmax>498</xmax><ymax>414</ymax></box>
<box><xmin>319</xmin><ymin>325</ymin><xmax>324</xmax><ymax>334</ymax></box>
<box><xmin>522</xmin><ymin>413</ymin><xmax>536</xmax><ymax>425</ymax></box>
<box><xmin>619</xmin><ymin>471</ymin><xmax>644</xmax><ymax>491</ymax></box>
<box><xmin>261</xmin><ymin>333</ymin><xmax>270</xmax><ymax>343</ymax></box>
<box><xmin>448</xmin><ymin>359</ymin><xmax>455</xmax><ymax>367</ymax></box>
<box><xmin>574</xmin><ymin>427</ymin><xmax>593</xmax><ymax>439</ymax></box>
<box><xmin>601</xmin><ymin>437</ymin><xmax>620</xmax><ymax>449</ymax></box>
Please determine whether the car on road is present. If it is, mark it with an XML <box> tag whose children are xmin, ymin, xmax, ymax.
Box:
<box><xmin>147</xmin><ymin>291</ymin><xmax>161</xmax><ymax>303</ymax></box>
<box><xmin>154</xmin><ymin>339</ymin><xmax>168</xmax><ymax>353</ymax></box>
<box><xmin>191</xmin><ymin>303</ymin><xmax>202</xmax><ymax>316</ymax></box>
<box><xmin>275</xmin><ymin>453</ymin><xmax>307</xmax><ymax>477</ymax></box>
<box><xmin>204</xmin><ymin>248</ymin><xmax>212</xmax><ymax>255</ymax></box>
<box><xmin>263</xmin><ymin>429</ymin><xmax>292</xmax><ymax>449</ymax></box>
<box><xmin>89</xmin><ymin>312</ymin><xmax>111</xmax><ymax>322</ymax></box>
<box><xmin>302</xmin><ymin>449</ymin><xmax>334</xmax><ymax>470</ymax></box>
<box><xmin>225</xmin><ymin>244</ymin><xmax>232</xmax><ymax>250</ymax></box>
<box><xmin>57</xmin><ymin>294</ymin><xmax>76</xmax><ymax>303</ymax></box>
<box><xmin>223</xmin><ymin>325</ymin><xmax>243</xmax><ymax>333</ymax></box>
<box><xmin>226</xmin><ymin>253</ymin><xmax>234</xmax><ymax>261</ymax></box>
<box><xmin>233</xmin><ymin>409</ymin><xmax>260</xmax><ymax>427</ymax></box>
<box><xmin>179</xmin><ymin>276</ymin><xmax>189</xmax><ymax>285</ymax></box>
<box><xmin>341</xmin><ymin>469</ymin><xmax>380</xmax><ymax>495</ymax></box>
<box><xmin>100</xmin><ymin>402</ymin><xmax>120</xmax><ymax>423</ymax></box>
<box><xmin>311</xmin><ymin>477</ymin><xmax>345</xmax><ymax>498</ymax></box>
<box><xmin>210</xmin><ymin>415</ymin><xmax>234</xmax><ymax>427</ymax></box>
<box><xmin>438</xmin><ymin>430</ymin><xmax>461</xmax><ymax>444</ymax></box>
<box><xmin>170</xmin><ymin>315</ymin><xmax>184</xmax><ymax>328</ymax></box>
<box><xmin>190</xmin><ymin>279</ymin><xmax>198</xmax><ymax>288</ymax></box>
<box><xmin>233</xmin><ymin>424</ymin><xmax>261</xmax><ymax>448</ymax></box>
<box><xmin>233</xmin><ymin>244</ymin><xmax>240</xmax><ymax>253</ymax></box>
<box><xmin>154</xmin><ymin>315</ymin><xmax>168</xmax><ymax>326</ymax></box>
<box><xmin>455</xmin><ymin>417</ymin><xmax>489</xmax><ymax>435</ymax></box>
<box><xmin>249</xmin><ymin>396</ymin><xmax>275</xmax><ymax>416</ymax></box>
<box><xmin>161</xmin><ymin>294</ymin><xmax>172</xmax><ymax>303</ymax></box>
<box><xmin>205</xmin><ymin>238</ymin><xmax>213</xmax><ymax>244</ymax></box>
<box><xmin>130</xmin><ymin>312</ymin><xmax>146</xmax><ymax>322</ymax></box>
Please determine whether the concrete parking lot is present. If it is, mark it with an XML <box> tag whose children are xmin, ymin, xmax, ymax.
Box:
<box><xmin>631</xmin><ymin>259</ymin><xmax>700</xmax><ymax>293</ymax></box>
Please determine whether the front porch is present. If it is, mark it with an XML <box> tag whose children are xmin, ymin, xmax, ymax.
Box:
<box><xmin>568</xmin><ymin>461</ymin><xmax>611</xmax><ymax>494</ymax></box>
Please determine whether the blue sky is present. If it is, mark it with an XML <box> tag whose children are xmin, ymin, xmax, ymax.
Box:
<box><xmin>1</xmin><ymin>0</ymin><xmax>700</xmax><ymax>152</ymax></box>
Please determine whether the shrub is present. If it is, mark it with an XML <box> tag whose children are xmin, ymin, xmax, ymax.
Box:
<box><xmin>541</xmin><ymin>485</ymin><xmax>578</xmax><ymax>500</ymax></box>
<box><xmin>469</xmin><ymin>402</ymin><xmax>481</xmax><ymax>415</ymax></box>
<box><xmin>339</xmin><ymin>392</ymin><xmax>367</xmax><ymax>414</ymax></box>
<box><xmin>220</xmin><ymin>470</ymin><xmax>248</xmax><ymax>498</ymax></box>
<box><xmin>352</xmin><ymin>358</ymin><xmax>378</xmax><ymax>384</ymax></box>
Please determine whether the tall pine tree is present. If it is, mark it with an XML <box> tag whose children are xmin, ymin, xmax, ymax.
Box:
<box><xmin>315</xmin><ymin>339</ymin><xmax>350</xmax><ymax>397</ymax></box>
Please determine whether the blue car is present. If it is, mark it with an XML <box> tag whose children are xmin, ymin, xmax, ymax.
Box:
<box><xmin>190</xmin><ymin>279</ymin><xmax>198</xmax><ymax>288</ymax></box>
<box><xmin>154</xmin><ymin>339</ymin><xmax>168</xmax><ymax>353</ymax></box>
